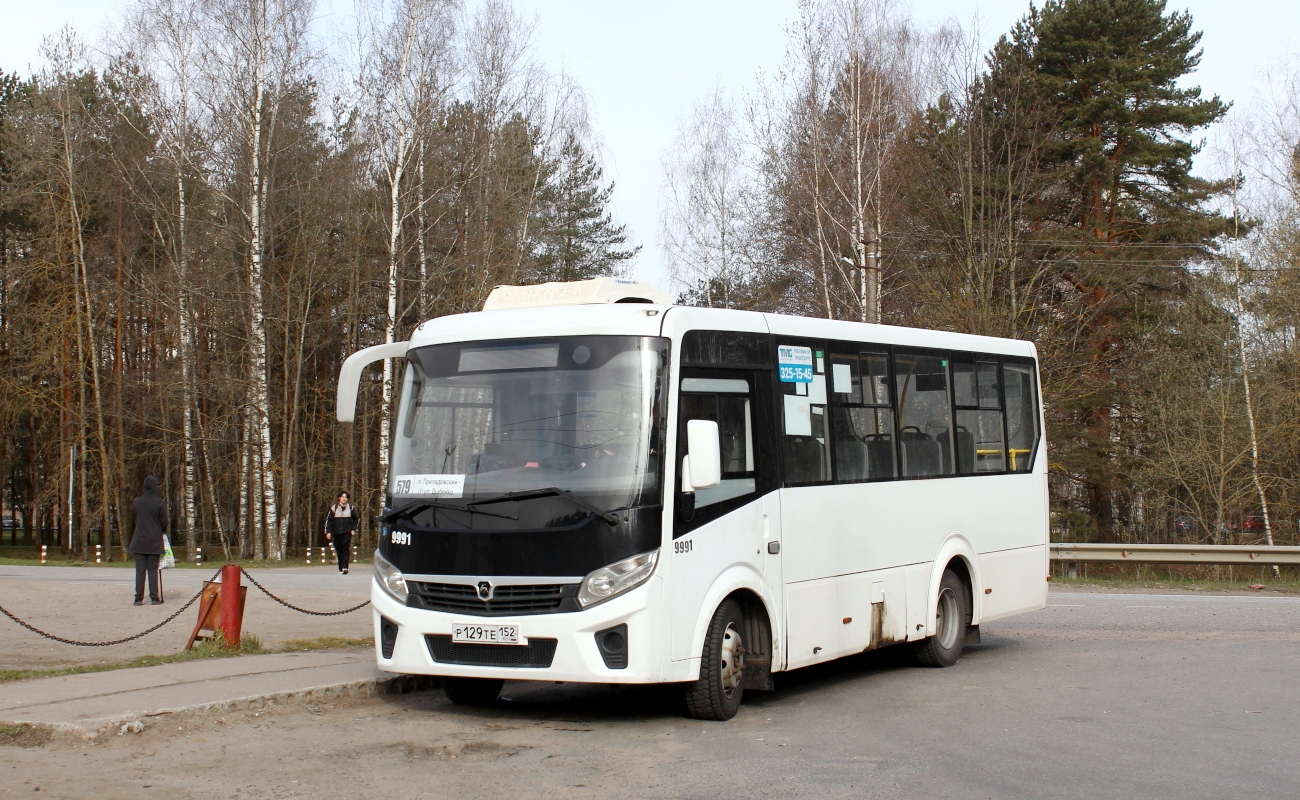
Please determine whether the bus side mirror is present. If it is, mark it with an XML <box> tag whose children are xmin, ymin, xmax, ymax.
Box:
<box><xmin>682</xmin><ymin>420</ymin><xmax>721</xmax><ymax>492</ymax></box>
<box><xmin>336</xmin><ymin>341</ymin><xmax>411</xmax><ymax>422</ymax></box>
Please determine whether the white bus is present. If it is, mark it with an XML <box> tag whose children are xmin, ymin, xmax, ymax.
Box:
<box><xmin>337</xmin><ymin>278</ymin><xmax>1048</xmax><ymax>720</ymax></box>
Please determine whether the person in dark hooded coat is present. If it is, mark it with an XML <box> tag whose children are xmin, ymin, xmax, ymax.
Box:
<box><xmin>128</xmin><ymin>476</ymin><xmax>168</xmax><ymax>605</ymax></box>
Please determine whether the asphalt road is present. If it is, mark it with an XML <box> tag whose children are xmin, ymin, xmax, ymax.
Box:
<box><xmin>5</xmin><ymin>588</ymin><xmax>1299</xmax><ymax>799</ymax></box>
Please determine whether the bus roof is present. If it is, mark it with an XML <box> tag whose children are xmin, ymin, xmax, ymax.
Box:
<box><xmin>408</xmin><ymin>303</ymin><xmax>1037</xmax><ymax>360</ymax></box>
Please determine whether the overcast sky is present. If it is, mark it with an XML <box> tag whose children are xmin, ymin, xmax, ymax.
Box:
<box><xmin>2</xmin><ymin>1</ymin><xmax>1296</xmax><ymax>289</ymax></box>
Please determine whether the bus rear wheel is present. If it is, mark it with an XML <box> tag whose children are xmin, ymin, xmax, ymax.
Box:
<box><xmin>684</xmin><ymin>599</ymin><xmax>746</xmax><ymax>721</ymax></box>
<box><xmin>443</xmin><ymin>677</ymin><xmax>503</xmax><ymax>706</ymax></box>
<box><xmin>911</xmin><ymin>569</ymin><xmax>969</xmax><ymax>668</ymax></box>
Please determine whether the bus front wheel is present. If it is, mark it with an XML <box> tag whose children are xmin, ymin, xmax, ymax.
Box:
<box><xmin>684</xmin><ymin>599</ymin><xmax>746</xmax><ymax>721</ymax></box>
<box><xmin>443</xmin><ymin>677</ymin><xmax>503</xmax><ymax>706</ymax></box>
<box><xmin>911</xmin><ymin>569</ymin><xmax>969</xmax><ymax>668</ymax></box>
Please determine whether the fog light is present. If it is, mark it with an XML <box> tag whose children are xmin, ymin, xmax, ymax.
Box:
<box><xmin>380</xmin><ymin>616</ymin><xmax>398</xmax><ymax>659</ymax></box>
<box><xmin>595</xmin><ymin>623</ymin><xmax>628</xmax><ymax>669</ymax></box>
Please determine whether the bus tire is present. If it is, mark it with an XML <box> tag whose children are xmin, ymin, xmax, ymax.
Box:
<box><xmin>684</xmin><ymin>599</ymin><xmax>746</xmax><ymax>720</ymax></box>
<box><xmin>911</xmin><ymin>569</ymin><xmax>969</xmax><ymax>668</ymax></box>
<box><xmin>443</xmin><ymin>677</ymin><xmax>503</xmax><ymax>706</ymax></box>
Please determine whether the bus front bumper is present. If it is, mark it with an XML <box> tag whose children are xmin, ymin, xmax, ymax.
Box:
<box><xmin>370</xmin><ymin>575</ymin><xmax>666</xmax><ymax>684</ymax></box>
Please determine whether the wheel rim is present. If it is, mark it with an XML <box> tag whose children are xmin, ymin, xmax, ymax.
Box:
<box><xmin>935</xmin><ymin>587</ymin><xmax>961</xmax><ymax>650</ymax></box>
<box><xmin>719</xmin><ymin>622</ymin><xmax>744</xmax><ymax>698</ymax></box>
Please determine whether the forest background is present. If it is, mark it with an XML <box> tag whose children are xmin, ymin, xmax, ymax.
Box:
<box><xmin>3</xmin><ymin>0</ymin><xmax>1300</xmax><ymax>560</ymax></box>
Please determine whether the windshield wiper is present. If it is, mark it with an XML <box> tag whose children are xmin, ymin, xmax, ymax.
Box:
<box><xmin>381</xmin><ymin>500</ymin><xmax>517</xmax><ymax>524</ymax></box>
<box><xmin>468</xmin><ymin>486</ymin><xmax>620</xmax><ymax>526</ymax></box>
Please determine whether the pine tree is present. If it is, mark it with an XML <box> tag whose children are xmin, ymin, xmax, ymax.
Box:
<box><xmin>989</xmin><ymin>0</ymin><xmax>1231</xmax><ymax>245</ymax></box>
<box><xmin>532</xmin><ymin>132</ymin><xmax>639</xmax><ymax>282</ymax></box>
<box><xmin>978</xmin><ymin>0</ymin><xmax>1236</xmax><ymax>538</ymax></box>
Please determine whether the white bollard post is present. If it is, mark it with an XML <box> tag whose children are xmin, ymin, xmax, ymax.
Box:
<box><xmin>306</xmin><ymin>545</ymin><xmax>312</xmax><ymax>565</ymax></box>
<box><xmin>40</xmin><ymin>545</ymin><xmax>47</xmax><ymax>564</ymax></box>
<box><xmin>352</xmin><ymin>543</ymin><xmax>358</xmax><ymax>564</ymax></box>
<box><xmin>95</xmin><ymin>544</ymin><xmax>102</xmax><ymax>564</ymax></box>
<box><xmin>195</xmin><ymin>546</ymin><xmax>203</xmax><ymax>565</ymax></box>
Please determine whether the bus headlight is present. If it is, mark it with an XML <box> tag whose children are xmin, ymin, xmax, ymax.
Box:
<box><xmin>374</xmin><ymin>551</ymin><xmax>408</xmax><ymax>605</ymax></box>
<box><xmin>577</xmin><ymin>550</ymin><xmax>659</xmax><ymax>609</ymax></box>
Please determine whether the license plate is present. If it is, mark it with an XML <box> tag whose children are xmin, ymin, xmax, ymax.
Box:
<box><xmin>452</xmin><ymin>623</ymin><xmax>520</xmax><ymax>645</ymax></box>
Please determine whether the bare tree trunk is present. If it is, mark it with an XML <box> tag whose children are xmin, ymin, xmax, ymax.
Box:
<box><xmin>380</xmin><ymin>142</ymin><xmax>408</xmax><ymax>497</ymax></box>
<box><xmin>176</xmin><ymin>172</ymin><xmax>200</xmax><ymax>557</ymax></box>
<box><xmin>1230</xmin><ymin>193</ymin><xmax>1279</xmax><ymax>577</ymax></box>
<box><xmin>277</xmin><ymin>293</ymin><xmax>309</xmax><ymax>558</ymax></box>
<box><xmin>59</xmin><ymin>88</ymin><xmax>114</xmax><ymax>558</ymax></box>
<box><xmin>417</xmin><ymin>134</ymin><xmax>429</xmax><ymax>320</ymax></box>
<box><xmin>247</xmin><ymin>51</ymin><xmax>280</xmax><ymax>559</ymax></box>
<box><xmin>237</xmin><ymin>418</ymin><xmax>250</xmax><ymax>559</ymax></box>
<box><xmin>198</xmin><ymin>413</ymin><xmax>230</xmax><ymax>559</ymax></box>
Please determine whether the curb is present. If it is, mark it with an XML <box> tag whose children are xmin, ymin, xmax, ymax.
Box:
<box><xmin>2</xmin><ymin>673</ymin><xmax>439</xmax><ymax>741</ymax></box>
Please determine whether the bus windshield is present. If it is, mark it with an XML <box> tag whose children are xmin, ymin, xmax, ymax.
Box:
<box><xmin>390</xmin><ymin>336</ymin><xmax>668</xmax><ymax>513</ymax></box>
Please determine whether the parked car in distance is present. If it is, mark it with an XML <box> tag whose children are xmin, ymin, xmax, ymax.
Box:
<box><xmin>1173</xmin><ymin>515</ymin><xmax>1197</xmax><ymax>536</ymax></box>
<box><xmin>1241</xmin><ymin>514</ymin><xmax>1266</xmax><ymax>534</ymax></box>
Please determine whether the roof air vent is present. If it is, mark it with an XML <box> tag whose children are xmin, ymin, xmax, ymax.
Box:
<box><xmin>482</xmin><ymin>278</ymin><xmax>670</xmax><ymax>311</ymax></box>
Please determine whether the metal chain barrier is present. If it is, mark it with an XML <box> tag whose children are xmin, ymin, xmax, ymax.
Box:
<box><xmin>0</xmin><ymin>568</ymin><xmax>222</xmax><ymax>647</ymax></box>
<box><xmin>239</xmin><ymin>568</ymin><xmax>371</xmax><ymax>616</ymax></box>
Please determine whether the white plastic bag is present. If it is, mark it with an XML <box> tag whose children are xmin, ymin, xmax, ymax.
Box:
<box><xmin>160</xmin><ymin>534</ymin><xmax>177</xmax><ymax>569</ymax></box>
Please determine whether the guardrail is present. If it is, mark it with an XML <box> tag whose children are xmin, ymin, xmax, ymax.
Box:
<box><xmin>1051</xmin><ymin>542</ymin><xmax>1300</xmax><ymax>566</ymax></box>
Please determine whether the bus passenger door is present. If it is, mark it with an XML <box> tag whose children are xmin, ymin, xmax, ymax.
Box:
<box><xmin>670</xmin><ymin>368</ymin><xmax>779</xmax><ymax>663</ymax></box>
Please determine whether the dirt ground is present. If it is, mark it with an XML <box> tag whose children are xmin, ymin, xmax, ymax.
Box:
<box><xmin>0</xmin><ymin>566</ymin><xmax>372</xmax><ymax>670</ymax></box>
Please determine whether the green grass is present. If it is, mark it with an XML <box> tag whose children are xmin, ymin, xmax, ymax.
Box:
<box><xmin>0</xmin><ymin>722</ymin><xmax>51</xmax><ymax>747</ymax></box>
<box><xmin>0</xmin><ymin>634</ymin><xmax>373</xmax><ymax>684</ymax></box>
<box><xmin>274</xmin><ymin>636</ymin><xmax>373</xmax><ymax>652</ymax></box>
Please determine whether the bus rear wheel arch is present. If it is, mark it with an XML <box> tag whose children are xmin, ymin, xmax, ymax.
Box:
<box><xmin>911</xmin><ymin>566</ymin><xmax>972</xmax><ymax>668</ymax></box>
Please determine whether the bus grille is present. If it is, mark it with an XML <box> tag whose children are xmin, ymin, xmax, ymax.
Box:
<box><xmin>425</xmin><ymin>635</ymin><xmax>558</xmax><ymax>668</ymax></box>
<box><xmin>407</xmin><ymin>581</ymin><xmax>579</xmax><ymax>616</ymax></box>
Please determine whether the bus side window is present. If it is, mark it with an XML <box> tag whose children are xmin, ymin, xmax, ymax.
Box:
<box><xmin>680</xmin><ymin>378</ymin><xmax>756</xmax><ymax>509</ymax></box>
<box><xmin>952</xmin><ymin>359</ymin><xmax>1006</xmax><ymax>474</ymax></box>
<box><xmin>780</xmin><ymin>349</ymin><xmax>829</xmax><ymax>485</ymax></box>
<box><xmin>1003</xmin><ymin>363</ymin><xmax>1039</xmax><ymax>472</ymax></box>
<box><xmin>894</xmin><ymin>352</ymin><xmax>953</xmax><ymax>478</ymax></box>
<box><xmin>830</xmin><ymin>352</ymin><xmax>896</xmax><ymax>481</ymax></box>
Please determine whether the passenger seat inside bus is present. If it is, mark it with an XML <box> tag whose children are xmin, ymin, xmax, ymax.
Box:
<box><xmin>932</xmin><ymin>425</ymin><xmax>976</xmax><ymax>475</ymax></box>
<box><xmin>864</xmin><ymin>434</ymin><xmax>895</xmax><ymax>478</ymax></box>
<box><xmin>835</xmin><ymin>436</ymin><xmax>868</xmax><ymax>481</ymax></box>
<box><xmin>899</xmin><ymin>428</ymin><xmax>941</xmax><ymax>477</ymax></box>
<box><xmin>834</xmin><ymin>434</ymin><xmax>899</xmax><ymax>481</ymax></box>
<box><xmin>785</xmin><ymin>436</ymin><xmax>826</xmax><ymax>482</ymax></box>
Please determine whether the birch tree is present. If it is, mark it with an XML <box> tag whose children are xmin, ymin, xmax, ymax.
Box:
<box><xmin>129</xmin><ymin>0</ymin><xmax>206</xmax><ymax>554</ymax></box>
<box><xmin>198</xmin><ymin>0</ymin><xmax>316</xmax><ymax>559</ymax></box>
<box><xmin>357</xmin><ymin>0</ymin><xmax>458</xmax><ymax>496</ymax></box>
<box><xmin>661</xmin><ymin>89</ymin><xmax>749</xmax><ymax>308</ymax></box>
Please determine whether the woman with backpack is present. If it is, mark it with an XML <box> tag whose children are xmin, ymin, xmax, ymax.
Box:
<box><xmin>323</xmin><ymin>491</ymin><xmax>359</xmax><ymax>575</ymax></box>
